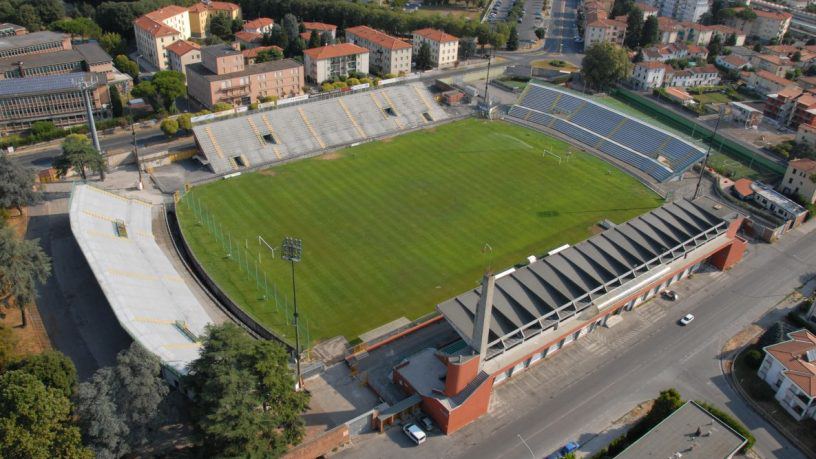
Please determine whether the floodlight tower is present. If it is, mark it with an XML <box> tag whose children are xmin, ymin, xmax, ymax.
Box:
<box><xmin>77</xmin><ymin>76</ymin><xmax>101</xmax><ymax>154</ymax></box>
<box><xmin>693</xmin><ymin>105</ymin><xmax>725</xmax><ymax>200</ymax></box>
<box><xmin>281</xmin><ymin>236</ymin><xmax>303</xmax><ymax>389</ymax></box>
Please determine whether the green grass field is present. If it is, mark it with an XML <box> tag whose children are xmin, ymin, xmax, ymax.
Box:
<box><xmin>177</xmin><ymin>119</ymin><xmax>663</xmax><ymax>344</ymax></box>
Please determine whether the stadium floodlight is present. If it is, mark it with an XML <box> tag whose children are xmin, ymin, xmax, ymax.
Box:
<box><xmin>282</xmin><ymin>236</ymin><xmax>303</xmax><ymax>389</ymax></box>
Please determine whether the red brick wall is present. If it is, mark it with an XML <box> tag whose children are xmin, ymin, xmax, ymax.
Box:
<box><xmin>283</xmin><ymin>424</ymin><xmax>349</xmax><ymax>459</ymax></box>
<box><xmin>445</xmin><ymin>374</ymin><xmax>494</xmax><ymax>434</ymax></box>
<box><xmin>445</xmin><ymin>355</ymin><xmax>480</xmax><ymax>397</ymax></box>
<box><xmin>709</xmin><ymin>237</ymin><xmax>747</xmax><ymax>270</ymax></box>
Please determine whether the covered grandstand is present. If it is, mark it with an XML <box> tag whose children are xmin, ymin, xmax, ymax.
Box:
<box><xmin>69</xmin><ymin>185</ymin><xmax>214</xmax><ymax>383</ymax></box>
<box><xmin>193</xmin><ymin>83</ymin><xmax>449</xmax><ymax>175</ymax></box>
<box><xmin>507</xmin><ymin>83</ymin><xmax>706</xmax><ymax>182</ymax></box>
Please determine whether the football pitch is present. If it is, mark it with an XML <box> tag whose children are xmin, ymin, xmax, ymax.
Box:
<box><xmin>177</xmin><ymin>119</ymin><xmax>663</xmax><ymax>344</ymax></box>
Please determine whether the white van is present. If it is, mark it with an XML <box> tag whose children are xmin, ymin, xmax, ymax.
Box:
<box><xmin>403</xmin><ymin>423</ymin><xmax>427</xmax><ymax>445</ymax></box>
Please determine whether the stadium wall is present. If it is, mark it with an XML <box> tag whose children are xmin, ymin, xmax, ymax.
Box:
<box><xmin>612</xmin><ymin>88</ymin><xmax>786</xmax><ymax>176</ymax></box>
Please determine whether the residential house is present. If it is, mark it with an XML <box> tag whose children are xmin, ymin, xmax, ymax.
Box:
<box><xmin>241</xmin><ymin>45</ymin><xmax>282</xmax><ymax>65</ymax></box>
<box><xmin>758</xmin><ymin>330</ymin><xmax>816</xmax><ymax>421</ymax></box>
<box><xmin>243</xmin><ymin>17</ymin><xmax>273</xmax><ymax>35</ymax></box>
<box><xmin>779</xmin><ymin>158</ymin><xmax>816</xmax><ymax>204</ymax></box>
<box><xmin>640</xmin><ymin>0</ymin><xmax>709</xmax><ymax>22</ymax></box>
<box><xmin>676</xmin><ymin>21</ymin><xmax>713</xmax><ymax>45</ymax></box>
<box><xmin>301</xmin><ymin>22</ymin><xmax>337</xmax><ymax>41</ymax></box>
<box><xmin>345</xmin><ymin>26</ymin><xmax>411</xmax><ymax>76</ymax></box>
<box><xmin>631</xmin><ymin>61</ymin><xmax>669</xmax><ymax>90</ymax></box>
<box><xmin>764</xmin><ymin>84</ymin><xmax>802</xmax><ymax>123</ymax></box>
<box><xmin>750</xmin><ymin>181</ymin><xmax>808</xmax><ymax>224</ymax></box>
<box><xmin>725</xmin><ymin>8</ymin><xmax>791</xmax><ymax>43</ymax></box>
<box><xmin>664</xmin><ymin>64</ymin><xmax>720</xmax><ymax>88</ymax></box>
<box><xmin>166</xmin><ymin>40</ymin><xmax>201</xmax><ymax>78</ymax></box>
<box><xmin>186</xmin><ymin>42</ymin><xmax>303</xmax><ymax>108</ymax></box>
<box><xmin>235</xmin><ymin>30</ymin><xmax>263</xmax><ymax>48</ymax></box>
<box><xmin>133</xmin><ymin>5</ymin><xmax>190</xmax><ymax>70</ymax></box>
<box><xmin>730</xmin><ymin>101</ymin><xmax>763</xmax><ymax>128</ymax></box>
<box><xmin>708</xmin><ymin>24</ymin><xmax>746</xmax><ymax>46</ymax></box>
<box><xmin>664</xmin><ymin>86</ymin><xmax>695</xmax><ymax>105</ymax></box>
<box><xmin>634</xmin><ymin>2</ymin><xmax>658</xmax><ymax>19</ymax></box>
<box><xmin>750</xmin><ymin>53</ymin><xmax>792</xmax><ymax>77</ymax></box>
<box><xmin>584</xmin><ymin>18</ymin><xmax>627</xmax><ymax>47</ymax></box>
<box><xmin>747</xmin><ymin>69</ymin><xmax>796</xmax><ymax>96</ymax></box>
<box><xmin>412</xmin><ymin>28</ymin><xmax>459</xmax><ymax>69</ymax></box>
<box><xmin>302</xmin><ymin>43</ymin><xmax>369</xmax><ymax>83</ymax></box>
<box><xmin>716</xmin><ymin>54</ymin><xmax>751</xmax><ymax>71</ymax></box>
<box><xmin>187</xmin><ymin>1</ymin><xmax>241</xmax><ymax>38</ymax></box>
<box><xmin>657</xmin><ymin>16</ymin><xmax>681</xmax><ymax>44</ymax></box>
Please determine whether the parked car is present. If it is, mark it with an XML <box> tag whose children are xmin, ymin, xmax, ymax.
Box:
<box><xmin>547</xmin><ymin>441</ymin><xmax>580</xmax><ymax>459</ymax></box>
<box><xmin>662</xmin><ymin>290</ymin><xmax>678</xmax><ymax>301</ymax></box>
<box><xmin>403</xmin><ymin>423</ymin><xmax>427</xmax><ymax>445</ymax></box>
<box><xmin>420</xmin><ymin>416</ymin><xmax>434</xmax><ymax>431</ymax></box>
<box><xmin>679</xmin><ymin>313</ymin><xmax>695</xmax><ymax>325</ymax></box>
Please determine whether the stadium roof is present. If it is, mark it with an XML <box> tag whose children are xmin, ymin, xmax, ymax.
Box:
<box><xmin>69</xmin><ymin>185</ymin><xmax>214</xmax><ymax>375</ymax></box>
<box><xmin>0</xmin><ymin>72</ymin><xmax>102</xmax><ymax>97</ymax></box>
<box><xmin>438</xmin><ymin>198</ymin><xmax>737</xmax><ymax>359</ymax></box>
<box><xmin>74</xmin><ymin>42</ymin><xmax>113</xmax><ymax>65</ymax></box>
<box><xmin>616</xmin><ymin>401</ymin><xmax>746</xmax><ymax>459</ymax></box>
<box><xmin>0</xmin><ymin>31</ymin><xmax>67</xmax><ymax>51</ymax></box>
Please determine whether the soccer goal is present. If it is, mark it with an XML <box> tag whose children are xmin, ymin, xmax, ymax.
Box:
<box><xmin>543</xmin><ymin>149</ymin><xmax>562</xmax><ymax>164</ymax></box>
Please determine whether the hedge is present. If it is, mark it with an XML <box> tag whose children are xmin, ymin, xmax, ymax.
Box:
<box><xmin>694</xmin><ymin>401</ymin><xmax>755</xmax><ymax>452</ymax></box>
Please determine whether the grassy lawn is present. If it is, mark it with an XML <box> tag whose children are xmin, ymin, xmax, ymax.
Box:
<box><xmin>693</xmin><ymin>92</ymin><xmax>732</xmax><ymax>104</ymax></box>
<box><xmin>498</xmin><ymin>78</ymin><xmax>529</xmax><ymax>89</ymax></box>
<box><xmin>177</xmin><ymin>119</ymin><xmax>662</xmax><ymax>344</ymax></box>
<box><xmin>531</xmin><ymin>60</ymin><xmax>580</xmax><ymax>72</ymax></box>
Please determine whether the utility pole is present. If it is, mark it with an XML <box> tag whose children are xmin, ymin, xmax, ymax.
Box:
<box><xmin>130</xmin><ymin>106</ymin><xmax>143</xmax><ymax>190</ymax></box>
<box><xmin>78</xmin><ymin>75</ymin><xmax>105</xmax><ymax>181</ymax></box>
<box><xmin>282</xmin><ymin>237</ymin><xmax>303</xmax><ymax>389</ymax></box>
<box><xmin>693</xmin><ymin>105</ymin><xmax>724</xmax><ymax>200</ymax></box>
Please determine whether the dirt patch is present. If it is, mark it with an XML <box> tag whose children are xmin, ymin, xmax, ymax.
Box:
<box><xmin>320</xmin><ymin>152</ymin><xmax>343</xmax><ymax>161</ymax></box>
<box><xmin>723</xmin><ymin>324</ymin><xmax>764</xmax><ymax>354</ymax></box>
<box><xmin>588</xmin><ymin>224</ymin><xmax>605</xmax><ymax>235</ymax></box>
<box><xmin>6</xmin><ymin>207</ymin><xmax>28</xmax><ymax>237</ymax></box>
<box><xmin>379</xmin><ymin>136</ymin><xmax>394</xmax><ymax>143</ymax></box>
<box><xmin>424</xmin><ymin>127</ymin><xmax>437</xmax><ymax>133</ymax></box>
<box><xmin>259</xmin><ymin>168</ymin><xmax>277</xmax><ymax>176</ymax></box>
<box><xmin>616</xmin><ymin>399</ymin><xmax>654</xmax><ymax>425</ymax></box>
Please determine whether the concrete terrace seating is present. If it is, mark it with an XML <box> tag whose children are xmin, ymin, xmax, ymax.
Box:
<box><xmin>509</xmin><ymin>83</ymin><xmax>705</xmax><ymax>182</ymax></box>
<box><xmin>193</xmin><ymin>83</ymin><xmax>448</xmax><ymax>175</ymax></box>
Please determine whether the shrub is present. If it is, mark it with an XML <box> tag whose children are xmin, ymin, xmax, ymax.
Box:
<box><xmin>383</xmin><ymin>73</ymin><xmax>397</xmax><ymax>79</ymax></box>
<box><xmin>160</xmin><ymin>118</ymin><xmax>179</xmax><ymax>137</ymax></box>
<box><xmin>249</xmin><ymin>102</ymin><xmax>259</xmax><ymax>110</ymax></box>
<box><xmin>321</xmin><ymin>82</ymin><xmax>334</xmax><ymax>92</ymax></box>
<box><xmin>694</xmin><ymin>401</ymin><xmax>755</xmax><ymax>452</ymax></box>
<box><xmin>333</xmin><ymin>81</ymin><xmax>348</xmax><ymax>89</ymax></box>
<box><xmin>212</xmin><ymin>102</ymin><xmax>233</xmax><ymax>113</ymax></box>
<box><xmin>347</xmin><ymin>77</ymin><xmax>360</xmax><ymax>86</ymax></box>
<box><xmin>745</xmin><ymin>349</ymin><xmax>764</xmax><ymax>369</ymax></box>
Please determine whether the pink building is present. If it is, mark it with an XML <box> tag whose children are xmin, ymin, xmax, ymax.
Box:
<box><xmin>186</xmin><ymin>42</ymin><xmax>303</xmax><ymax>108</ymax></box>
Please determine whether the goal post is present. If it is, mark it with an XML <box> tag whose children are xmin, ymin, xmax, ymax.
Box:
<box><xmin>258</xmin><ymin>235</ymin><xmax>277</xmax><ymax>264</ymax></box>
<box><xmin>543</xmin><ymin>149</ymin><xmax>562</xmax><ymax>164</ymax></box>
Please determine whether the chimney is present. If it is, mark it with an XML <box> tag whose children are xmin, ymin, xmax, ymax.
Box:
<box><xmin>471</xmin><ymin>272</ymin><xmax>495</xmax><ymax>364</ymax></box>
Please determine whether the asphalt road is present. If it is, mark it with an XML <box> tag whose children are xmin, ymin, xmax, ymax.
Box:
<box><xmin>339</xmin><ymin>221</ymin><xmax>816</xmax><ymax>459</ymax></box>
<box><xmin>543</xmin><ymin>0</ymin><xmax>582</xmax><ymax>55</ymax></box>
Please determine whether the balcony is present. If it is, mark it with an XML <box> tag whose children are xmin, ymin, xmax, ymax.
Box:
<box><xmin>217</xmin><ymin>83</ymin><xmax>249</xmax><ymax>95</ymax></box>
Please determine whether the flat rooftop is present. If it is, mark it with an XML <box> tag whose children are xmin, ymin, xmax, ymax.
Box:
<box><xmin>0</xmin><ymin>31</ymin><xmax>66</xmax><ymax>50</ymax></box>
<box><xmin>397</xmin><ymin>347</ymin><xmax>447</xmax><ymax>397</ymax></box>
<box><xmin>751</xmin><ymin>181</ymin><xmax>806</xmax><ymax>217</ymax></box>
<box><xmin>186</xmin><ymin>58</ymin><xmax>301</xmax><ymax>82</ymax></box>
<box><xmin>616</xmin><ymin>401</ymin><xmax>747</xmax><ymax>459</ymax></box>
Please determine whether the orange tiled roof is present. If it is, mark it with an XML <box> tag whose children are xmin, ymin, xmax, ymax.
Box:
<box><xmin>766</xmin><ymin>330</ymin><xmax>816</xmax><ymax>397</ymax></box>
<box><xmin>134</xmin><ymin>16</ymin><xmax>181</xmax><ymax>38</ymax></box>
<box><xmin>637</xmin><ymin>61</ymin><xmax>667</xmax><ymax>70</ymax></box>
<box><xmin>165</xmin><ymin>39</ymin><xmax>200</xmax><ymax>56</ymax></box>
<box><xmin>235</xmin><ymin>31</ymin><xmax>261</xmax><ymax>43</ymax></box>
<box><xmin>413</xmin><ymin>28</ymin><xmax>458</xmax><ymax>43</ymax></box>
<box><xmin>303</xmin><ymin>22</ymin><xmax>337</xmax><ymax>31</ymax></box>
<box><xmin>145</xmin><ymin>5</ymin><xmax>188</xmax><ymax>22</ymax></box>
<box><xmin>756</xmin><ymin>69</ymin><xmax>794</xmax><ymax>87</ymax></box>
<box><xmin>777</xmin><ymin>85</ymin><xmax>804</xmax><ymax>99</ymax></box>
<box><xmin>346</xmin><ymin>25</ymin><xmax>412</xmax><ymax>50</ymax></box>
<box><xmin>303</xmin><ymin>43</ymin><xmax>369</xmax><ymax>60</ymax></box>
<box><xmin>242</xmin><ymin>45</ymin><xmax>283</xmax><ymax>59</ymax></box>
<box><xmin>733</xmin><ymin>178</ymin><xmax>754</xmax><ymax>197</ymax></box>
<box><xmin>790</xmin><ymin>158</ymin><xmax>816</xmax><ymax>172</ymax></box>
<box><xmin>188</xmin><ymin>1</ymin><xmax>240</xmax><ymax>13</ymax></box>
<box><xmin>244</xmin><ymin>17</ymin><xmax>273</xmax><ymax>29</ymax></box>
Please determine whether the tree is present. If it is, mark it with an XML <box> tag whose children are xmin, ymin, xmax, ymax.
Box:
<box><xmin>113</xmin><ymin>55</ymin><xmax>139</xmax><ymax>80</ymax></box>
<box><xmin>75</xmin><ymin>343</ymin><xmax>168</xmax><ymax>456</ymax></box>
<box><xmin>264</xmin><ymin>24</ymin><xmax>289</xmax><ymax>49</ymax></box>
<box><xmin>99</xmin><ymin>32</ymin><xmax>124</xmax><ymax>56</ymax></box>
<box><xmin>0</xmin><ymin>325</ymin><xmax>16</xmax><ymax>370</ymax></box>
<box><xmin>0</xmin><ymin>226</ymin><xmax>50</xmax><ymax>328</ymax></box>
<box><xmin>581</xmin><ymin>42</ymin><xmax>631</xmax><ymax>91</ymax></box>
<box><xmin>285</xmin><ymin>37</ymin><xmax>305</xmax><ymax>58</ymax></box>
<box><xmin>32</xmin><ymin>0</ymin><xmax>64</xmax><ymax>25</ymax></box>
<box><xmin>160</xmin><ymin>118</ymin><xmax>178</xmax><ymax>137</ymax></box>
<box><xmin>535</xmin><ymin>27</ymin><xmax>546</xmax><ymax>39</ymax></box>
<box><xmin>306</xmin><ymin>29</ymin><xmax>319</xmax><ymax>49</ymax></box>
<box><xmin>793</xmin><ymin>50</ymin><xmax>802</xmax><ymax>62</ymax></box>
<box><xmin>624</xmin><ymin>7</ymin><xmax>643</xmax><ymax>49</ymax></box>
<box><xmin>415</xmin><ymin>42</ymin><xmax>432</xmax><ymax>70</ymax></box>
<box><xmin>53</xmin><ymin>134</ymin><xmax>105</xmax><ymax>181</ymax></box>
<box><xmin>255</xmin><ymin>47</ymin><xmax>282</xmax><ymax>63</ymax></box>
<box><xmin>460</xmin><ymin>37</ymin><xmax>477</xmax><ymax>60</ymax></box>
<box><xmin>283</xmin><ymin>13</ymin><xmax>300</xmax><ymax>42</ymax></box>
<box><xmin>14</xmin><ymin>5</ymin><xmax>43</xmax><ymax>32</ymax></box>
<box><xmin>147</xmin><ymin>70</ymin><xmax>186</xmax><ymax>112</ymax></box>
<box><xmin>6</xmin><ymin>351</ymin><xmax>77</xmax><ymax>398</ymax></box>
<box><xmin>506</xmin><ymin>25</ymin><xmax>519</xmax><ymax>51</ymax></box>
<box><xmin>725</xmin><ymin>32</ymin><xmax>737</xmax><ymax>46</ymax></box>
<box><xmin>186</xmin><ymin>323</ymin><xmax>310</xmax><ymax>457</ymax></box>
<box><xmin>707</xmin><ymin>34</ymin><xmax>723</xmax><ymax>62</ymax></box>
<box><xmin>109</xmin><ymin>85</ymin><xmax>123</xmax><ymax>118</ymax></box>
<box><xmin>610</xmin><ymin>0</ymin><xmax>634</xmax><ymax>17</ymax></box>
<box><xmin>633</xmin><ymin>49</ymin><xmax>644</xmax><ymax>63</ymax></box>
<box><xmin>0</xmin><ymin>371</ymin><xmax>91</xmax><ymax>459</ymax></box>
<box><xmin>177</xmin><ymin>113</ymin><xmax>192</xmax><ymax>131</ymax></box>
<box><xmin>641</xmin><ymin>15</ymin><xmax>659</xmax><ymax>47</ymax></box>
<box><xmin>94</xmin><ymin>2</ymin><xmax>136</xmax><ymax>37</ymax></box>
<box><xmin>320</xmin><ymin>30</ymin><xmax>333</xmax><ymax>45</ymax></box>
<box><xmin>209</xmin><ymin>14</ymin><xmax>233</xmax><ymax>40</ymax></box>
<box><xmin>0</xmin><ymin>153</ymin><xmax>40</xmax><ymax>216</ymax></box>
<box><xmin>49</xmin><ymin>17</ymin><xmax>101</xmax><ymax>39</ymax></box>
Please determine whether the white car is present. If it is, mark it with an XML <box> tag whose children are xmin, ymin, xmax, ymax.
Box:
<box><xmin>679</xmin><ymin>314</ymin><xmax>694</xmax><ymax>326</ymax></box>
<box><xmin>403</xmin><ymin>423</ymin><xmax>427</xmax><ymax>445</ymax></box>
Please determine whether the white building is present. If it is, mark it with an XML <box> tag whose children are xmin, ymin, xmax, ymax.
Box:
<box><xmin>759</xmin><ymin>330</ymin><xmax>816</xmax><ymax>421</ymax></box>
<box><xmin>642</xmin><ymin>0</ymin><xmax>709</xmax><ymax>23</ymax></box>
<box><xmin>412</xmin><ymin>28</ymin><xmax>459</xmax><ymax>69</ymax></box>
<box><xmin>345</xmin><ymin>25</ymin><xmax>412</xmax><ymax>76</ymax></box>
<box><xmin>303</xmin><ymin>43</ymin><xmax>369</xmax><ymax>83</ymax></box>
<box><xmin>133</xmin><ymin>5</ymin><xmax>190</xmax><ymax>71</ymax></box>
<box><xmin>631</xmin><ymin>61</ymin><xmax>668</xmax><ymax>90</ymax></box>
<box><xmin>665</xmin><ymin>64</ymin><xmax>721</xmax><ymax>88</ymax></box>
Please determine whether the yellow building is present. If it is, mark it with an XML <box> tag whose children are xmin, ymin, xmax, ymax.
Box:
<box><xmin>188</xmin><ymin>1</ymin><xmax>241</xmax><ymax>39</ymax></box>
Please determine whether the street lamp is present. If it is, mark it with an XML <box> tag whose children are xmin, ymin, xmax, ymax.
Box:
<box><xmin>281</xmin><ymin>236</ymin><xmax>303</xmax><ymax>389</ymax></box>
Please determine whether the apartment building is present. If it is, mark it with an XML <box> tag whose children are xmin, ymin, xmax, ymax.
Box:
<box><xmin>186</xmin><ymin>43</ymin><xmax>303</xmax><ymax>108</ymax></box>
<box><xmin>0</xmin><ymin>31</ymin><xmax>71</xmax><ymax>59</ymax></box>
<box><xmin>725</xmin><ymin>8</ymin><xmax>791</xmax><ymax>43</ymax></box>
<box><xmin>708</xmin><ymin>24</ymin><xmax>746</xmax><ymax>46</ymax></box>
<box><xmin>167</xmin><ymin>40</ymin><xmax>201</xmax><ymax>77</ymax></box>
<box><xmin>750</xmin><ymin>53</ymin><xmax>792</xmax><ymax>77</ymax></box>
<box><xmin>631</xmin><ymin>61</ymin><xmax>669</xmax><ymax>90</ymax></box>
<box><xmin>412</xmin><ymin>28</ymin><xmax>459</xmax><ymax>69</ymax></box>
<box><xmin>641</xmin><ymin>0</ymin><xmax>709</xmax><ymax>23</ymax></box>
<box><xmin>243</xmin><ymin>17</ymin><xmax>274</xmax><ymax>35</ymax></box>
<box><xmin>345</xmin><ymin>25</ymin><xmax>411</xmax><ymax>76</ymax></box>
<box><xmin>665</xmin><ymin>65</ymin><xmax>720</xmax><ymax>88</ymax></box>
<box><xmin>188</xmin><ymin>1</ymin><xmax>241</xmax><ymax>38</ymax></box>
<box><xmin>779</xmin><ymin>158</ymin><xmax>816</xmax><ymax>204</ymax></box>
<box><xmin>0</xmin><ymin>72</ymin><xmax>109</xmax><ymax>134</ymax></box>
<box><xmin>764</xmin><ymin>84</ymin><xmax>803</xmax><ymax>124</ymax></box>
<box><xmin>758</xmin><ymin>330</ymin><xmax>816</xmax><ymax>421</ymax></box>
<box><xmin>747</xmin><ymin>69</ymin><xmax>795</xmax><ymax>96</ymax></box>
<box><xmin>133</xmin><ymin>5</ymin><xmax>189</xmax><ymax>71</ymax></box>
<box><xmin>716</xmin><ymin>54</ymin><xmax>751</xmax><ymax>71</ymax></box>
<box><xmin>583</xmin><ymin>18</ymin><xmax>627</xmax><ymax>47</ymax></box>
<box><xmin>303</xmin><ymin>43</ymin><xmax>369</xmax><ymax>83</ymax></box>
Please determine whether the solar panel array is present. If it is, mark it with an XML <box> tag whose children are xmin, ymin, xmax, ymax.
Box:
<box><xmin>508</xmin><ymin>84</ymin><xmax>706</xmax><ymax>182</ymax></box>
<box><xmin>193</xmin><ymin>83</ymin><xmax>449</xmax><ymax>174</ymax></box>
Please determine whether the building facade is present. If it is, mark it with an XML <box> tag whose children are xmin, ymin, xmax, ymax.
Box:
<box><xmin>166</xmin><ymin>40</ymin><xmax>201</xmax><ymax>78</ymax></box>
<box><xmin>0</xmin><ymin>72</ymin><xmax>109</xmax><ymax>134</ymax></box>
<box><xmin>631</xmin><ymin>61</ymin><xmax>668</xmax><ymax>90</ymax></box>
<box><xmin>188</xmin><ymin>1</ymin><xmax>241</xmax><ymax>38</ymax></box>
<box><xmin>725</xmin><ymin>8</ymin><xmax>791</xmax><ymax>43</ymax></box>
<box><xmin>779</xmin><ymin>158</ymin><xmax>816</xmax><ymax>204</ymax></box>
<box><xmin>642</xmin><ymin>0</ymin><xmax>709</xmax><ymax>23</ymax></box>
<box><xmin>758</xmin><ymin>330</ymin><xmax>816</xmax><ymax>421</ymax></box>
<box><xmin>186</xmin><ymin>43</ymin><xmax>303</xmax><ymax>108</ymax></box>
<box><xmin>133</xmin><ymin>5</ymin><xmax>189</xmax><ymax>71</ymax></box>
<box><xmin>584</xmin><ymin>18</ymin><xmax>627</xmax><ymax>47</ymax></box>
<box><xmin>0</xmin><ymin>31</ymin><xmax>71</xmax><ymax>59</ymax></box>
<box><xmin>392</xmin><ymin>198</ymin><xmax>746</xmax><ymax>434</ymax></box>
<box><xmin>345</xmin><ymin>26</ymin><xmax>411</xmax><ymax>76</ymax></box>
<box><xmin>412</xmin><ymin>28</ymin><xmax>459</xmax><ymax>69</ymax></box>
<box><xmin>303</xmin><ymin>43</ymin><xmax>370</xmax><ymax>83</ymax></box>
<box><xmin>750</xmin><ymin>181</ymin><xmax>808</xmax><ymax>225</ymax></box>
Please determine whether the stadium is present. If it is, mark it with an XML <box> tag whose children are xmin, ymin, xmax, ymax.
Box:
<box><xmin>70</xmin><ymin>79</ymin><xmax>748</xmax><ymax>431</ymax></box>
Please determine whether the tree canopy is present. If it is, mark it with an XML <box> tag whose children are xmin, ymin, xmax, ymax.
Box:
<box><xmin>6</xmin><ymin>351</ymin><xmax>77</xmax><ymax>398</ymax></box>
<box><xmin>415</xmin><ymin>42</ymin><xmax>432</xmax><ymax>70</ymax></box>
<box><xmin>53</xmin><ymin>134</ymin><xmax>106</xmax><ymax>181</ymax></box>
<box><xmin>581</xmin><ymin>42</ymin><xmax>631</xmax><ymax>91</ymax></box>
<box><xmin>186</xmin><ymin>323</ymin><xmax>310</xmax><ymax>457</ymax></box>
<box><xmin>0</xmin><ymin>153</ymin><xmax>40</xmax><ymax>216</ymax></box>
<box><xmin>209</xmin><ymin>14</ymin><xmax>233</xmax><ymax>40</ymax></box>
<box><xmin>0</xmin><ymin>225</ymin><xmax>51</xmax><ymax>328</ymax></box>
<box><xmin>49</xmin><ymin>17</ymin><xmax>101</xmax><ymax>38</ymax></box>
<box><xmin>641</xmin><ymin>15</ymin><xmax>659</xmax><ymax>47</ymax></box>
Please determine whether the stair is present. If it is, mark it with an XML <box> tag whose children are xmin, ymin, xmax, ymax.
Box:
<box><xmin>566</xmin><ymin>101</ymin><xmax>588</xmax><ymax>120</ymax></box>
<box><xmin>450</xmin><ymin>370</ymin><xmax>490</xmax><ymax>406</ymax></box>
<box><xmin>204</xmin><ymin>127</ymin><xmax>224</xmax><ymax>158</ymax></box>
<box><xmin>549</xmin><ymin>93</ymin><xmax>563</xmax><ymax>111</ymax></box>
<box><xmin>607</xmin><ymin>118</ymin><xmax>629</xmax><ymax>138</ymax></box>
<box><xmin>337</xmin><ymin>98</ymin><xmax>367</xmax><ymax>138</ymax></box>
<box><xmin>380</xmin><ymin>91</ymin><xmax>405</xmax><ymax>129</ymax></box>
<box><xmin>369</xmin><ymin>93</ymin><xmax>389</xmax><ymax>120</ymax></box>
<box><xmin>260</xmin><ymin>115</ymin><xmax>282</xmax><ymax>160</ymax></box>
<box><xmin>246</xmin><ymin>117</ymin><xmax>265</xmax><ymax>146</ymax></box>
<box><xmin>298</xmin><ymin>107</ymin><xmax>326</xmax><ymax>149</ymax></box>
<box><xmin>412</xmin><ymin>84</ymin><xmax>433</xmax><ymax>112</ymax></box>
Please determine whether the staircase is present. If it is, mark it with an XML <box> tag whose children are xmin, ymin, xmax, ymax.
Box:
<box><xmin>247</xmin><ymin>117</ymin><xmax>265</xmax><ymax>146</ymax></box>
<box><xmin>450</xmin><ymin>370</ymin><xmax>490</xmax><ymax>406</ymax></box>
<box><xmin>298</xmin><ymin>107</ymin><xmax>326</xmax><ymax>149</ymax></box>
<box><xmin>260</xmin><ymin>115</ymin><xmax>282</xmax><ymax>160</ymax></box>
